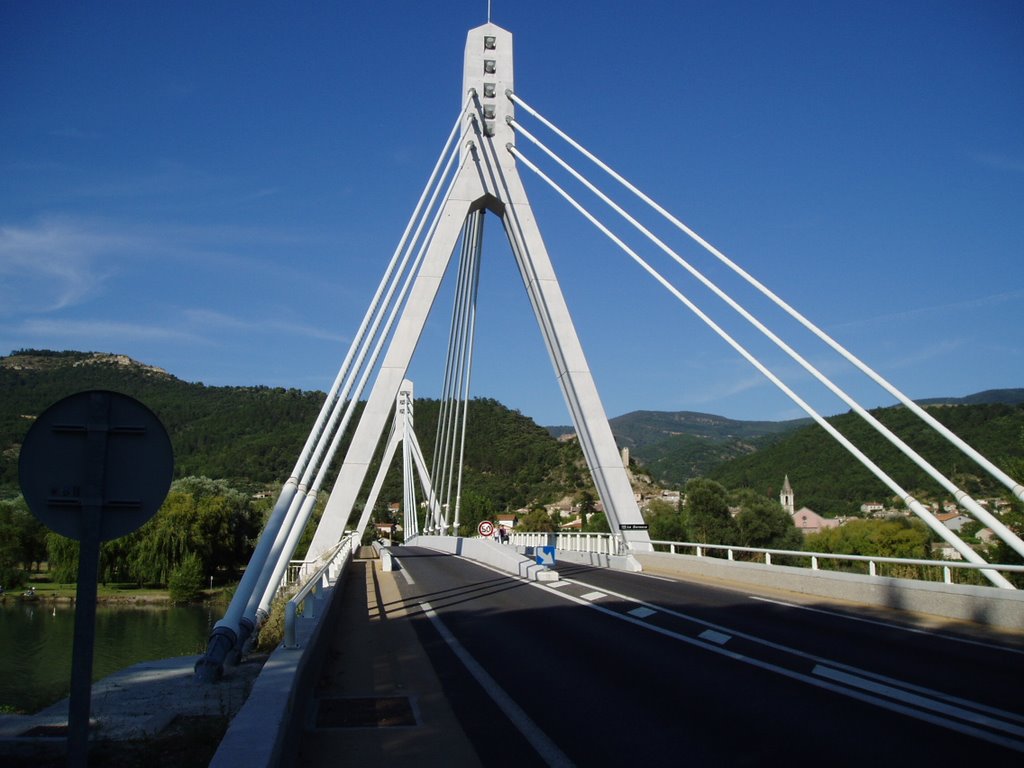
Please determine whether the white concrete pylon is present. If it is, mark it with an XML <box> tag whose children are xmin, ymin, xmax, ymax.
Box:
<box><xmin>305</xmin><ymin>23</ymin><xmax>652</xmax><ymax>560</ymax></box>
<box><xmin>356</xmin><ymin>380</ymin><xmax>440</xmax><ymax>542</ymax></box>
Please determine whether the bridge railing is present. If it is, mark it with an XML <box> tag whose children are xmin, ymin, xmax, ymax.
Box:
<box><xmin>508</xmin><ymin>531</ymin><xmax>628</xmax><ymax>556</ymax></box>
<box><xmin>283</xmin><ymin>533</ymin><xmax>356</xmax><ymax>648</ymax></box>
<box><xmin>647</xmin><ymin>539</ymin><xmax>1024</xmax><ymax>586</ymax></box>
<box><xmin>504</xmin><ymin>530</ymin><xmax>1023</xmax><ymax>586</ymax></box>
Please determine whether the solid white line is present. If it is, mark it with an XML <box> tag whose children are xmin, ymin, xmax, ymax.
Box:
<box><xmin>748</xmin><ymin>595</ymin><xmax>1024</xmax><ymax>656</ymax></box>
<box><xmin>543</xmin><ymin>584</ymin><xmax>1024</xmax><ymax>752</ymax></box>
<box><xmin>813</xmin><ymin>665</ymin><xmax>1024</xmax><ymax>738</ymax></box>
<box><xmin>419</xmin><ymin>601</ymin><xmax>575</xmax><ymax>767</ymax></box>
<box><xmin>546</xmin><ymin>577</ymin><xmax>1024</xmax><ymax>749</ymax></box>
<box><xmin>558</xmin><ymin>574</ymin><xmax>1024</xmax><ymax>725</ymax></box>
<box><xmin>392</xmin><ymin>558</ymin><xmax>416</xmax><ymax>585</ymax></box>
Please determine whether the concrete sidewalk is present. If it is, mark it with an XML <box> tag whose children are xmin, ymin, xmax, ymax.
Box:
<box><xmin>290</xmin><ymin>556</ymin><xmax>482</xmax><ymax>767</ymax></box>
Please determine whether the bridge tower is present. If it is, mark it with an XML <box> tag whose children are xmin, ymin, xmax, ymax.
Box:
<box><xmin>305</xmin><ymin>22</ymin><xmax>652</xmax><ymax>558</ymax></box>
<box><xmin>780</xmin><ymin>475</ymin><xmax>795</xmax><ymax>515</ymax></box>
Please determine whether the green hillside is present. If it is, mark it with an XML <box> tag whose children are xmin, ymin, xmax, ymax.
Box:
<box><xmin>709</xmin><ymin>402</ymin><xmax>1024</xmax><ymax>516</ymax></box>
<box><xmin>608</xmin><ymin>410</ymin><xmax>809</xmax><ymax>487</ymax></box>
<box><xmin>1</xmin><ymin>350</ymin><xmax>589</xmax><ymax>512</ymax></box>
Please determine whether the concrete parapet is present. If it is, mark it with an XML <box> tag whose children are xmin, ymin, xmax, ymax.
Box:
<box><xmin>636</xmin><ymin>551</ymin><xmax>1024</xmax><ymax>631</ymax></box>
<box><xmin>209</xmin><ymin>571</ymin><xmax>346</xmax><ymax>768</ymax></box>
<box><xmin>552</xmin><ymin>549</ymin><xmax>643</xmax><ymax>572</ymax></box>
<box><xmin>413</xmin><ymin>535</ymin><xmax>559</xmax><ymax>582</ymax></box>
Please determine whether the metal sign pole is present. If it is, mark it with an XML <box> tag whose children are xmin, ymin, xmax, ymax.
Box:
<box><xmin>67</xmin><ymin>506</ymin><xmax>101</xmax><ymax>767</ymax></box>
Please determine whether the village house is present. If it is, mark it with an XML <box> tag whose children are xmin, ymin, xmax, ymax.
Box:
<box><xmin>936</xmin><ymin>511</ymin><xmax>970</xmax><ymax>532</ymax></box>
<box><xmin>792</xmin><ymin>507</ymin><xmax>841</xmax><ymax>534</ymax></box>
<box><xmin>781</xmin><ymin>475</ymin><xmax>840</xmax><ymax>534</ymax></box>
<box><xmin>496</xmin><ymin>512</ymin><xmax>518</xmax><ymax>530</ymax></box>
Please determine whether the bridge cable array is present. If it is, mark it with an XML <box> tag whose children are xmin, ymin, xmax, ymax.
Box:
<box><xmin>427</xmin><ymin>210</ymin><xmax>484</xmax><ymax>536</ymax></box>
<box><xmin>195</xmin><ymin>95</ymin><xmax>479</xmax><ymax>679</ymax></box>
<box><xmin>503</xmin><ymin>90</ymin><xmax>1023</xmax><ymax>588</ymax></box>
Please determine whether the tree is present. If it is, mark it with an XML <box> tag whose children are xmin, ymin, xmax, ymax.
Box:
<box><xmin>731</xmin><ymin>489</ymin><xmax>803</xmax><ymax>552</ymax></box>
<box><xmin>684</xmin><ymin>478</ymin><xmax>734</xmax><ymax>545</ymax></box>
<box><xmin>168</xmin><ymin>553</ymin><xmax>205</xmax><ymax>603</ymax></box>
<box><xmin>644</xmin><ymin>498</ymin><xmax>684</xmax><ymax>542</ymax></box>
<box><xmin>517</xmin><ymin>508</ymin><xmax>558</xmax><ymax>532</ymax></box>
<box><xmin>0</xmin><ymin>496</ymin><xmax>47</xmax><ymax>586</ymax></box>
<box><xmin>583</xmin><ymin>511</ymin><xmax>609</xmax><ymax>533</ymax></box>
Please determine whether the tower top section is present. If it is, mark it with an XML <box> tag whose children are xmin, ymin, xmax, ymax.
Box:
<box><xmin>462</xmin><ymin>23</ymin><xmax>515</xmax><ymax>166</ymax></box>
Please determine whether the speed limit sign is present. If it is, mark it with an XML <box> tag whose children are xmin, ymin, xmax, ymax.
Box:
<box><xmin>478</xmin><ymin>520</ymin><xmax>494</xmax><ymax>537</ymax></box>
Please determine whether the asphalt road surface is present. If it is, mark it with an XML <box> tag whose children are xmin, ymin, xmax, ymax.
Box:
<box><xmin>386</xmin><ymin>545</ymin><xmax>1024</xmax><ymax>766</ymax></box>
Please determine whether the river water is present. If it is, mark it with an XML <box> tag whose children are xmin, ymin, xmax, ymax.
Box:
<box><xmin>0</xmin><ymin>599</ymin><xmax>216</xmax><ymax>714</ymax></box>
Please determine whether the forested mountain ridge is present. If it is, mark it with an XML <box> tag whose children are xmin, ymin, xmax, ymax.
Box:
<box><xmin>709</xmin><ymin>401</ymin><xmax>1024</xmax><ymax>517</ymax></box>
<box><xmin>550</xmin><ymin>392</ymin><xmax>1024</xmax><ymax>494</ymax></box>
<box><xmin>608</xmin><ymin>410</ymin><xmax>810</xmax><ymax>487</ymax></box>
<box><xmin>4</xmin><ymin>350</ymin><xmax>1020</xmax><ymax>521</ymax></box>
<box><xmin>0</xmin><ymin>350</ymin><xmax>589</xmax><ymax>512</ymax></box>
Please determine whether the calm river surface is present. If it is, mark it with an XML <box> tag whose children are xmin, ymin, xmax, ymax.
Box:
<box><xmin>0</xmin><ymin>600</ymin><xmax>216</xmax><ymax>714</ymax></box>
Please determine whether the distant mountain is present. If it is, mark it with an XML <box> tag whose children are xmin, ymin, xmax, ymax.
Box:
<box><xmin>916</xmin><ymin>389</ymin><xmax>1024</xmax><ymax>406</ymax></box>
<box><xmin>548</xmin><ymin>410</ymin><xmax>809</xmax><ymax>487</ymax></box>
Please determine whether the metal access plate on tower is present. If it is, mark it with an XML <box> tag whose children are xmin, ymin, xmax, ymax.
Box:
<box><xmin>19</xmin><ymin>390</ymin><xmax>174</xmax><ymax>541</ymax></box>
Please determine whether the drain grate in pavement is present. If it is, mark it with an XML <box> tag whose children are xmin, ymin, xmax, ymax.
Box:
<box><xmin>315</xmin><ymin>696</ymin><xmax>417</xmax><ymax>728</ymax></box>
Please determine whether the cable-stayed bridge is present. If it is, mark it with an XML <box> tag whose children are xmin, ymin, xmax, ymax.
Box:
<box><xmin>194</xmin><ymin>21</ymin><xmax>1024</xmax><ymax>765</ymax></box>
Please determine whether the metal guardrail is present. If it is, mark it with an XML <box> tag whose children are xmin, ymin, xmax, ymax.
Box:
<box><xmin>647</xmin><ymin>540</ymin><xmax>1024</xmax><ymax>585</ymax></box>
<box><xmin>505</xmin><ymin>530</ymin><xmax>1023</xmax><ymax>586</ymax></box>
<box><xmin>283</xmin><ymin>533</ymin><xmax>356</xmax><ymax>648</ymax></box>
<box><xmin>508</xmin><ymin>531</ymin><xmax>629</xmax><ymax>556</ymax></box>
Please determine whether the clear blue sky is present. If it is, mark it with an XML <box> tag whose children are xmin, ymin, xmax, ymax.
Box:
<box><xmin>2</xmin><ymin>1</ymin><xmax>1022</xmax><ymax>426</ymax></box>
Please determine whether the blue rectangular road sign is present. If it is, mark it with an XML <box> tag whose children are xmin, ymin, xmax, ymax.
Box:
<box><xmin>535</xmin><ymin>546</ymin><xmax>556</xmax><ymax>566</ymax></box>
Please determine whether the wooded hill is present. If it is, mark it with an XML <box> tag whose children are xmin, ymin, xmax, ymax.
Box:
<box><xmin>4</xmin><ymin>350</ymin><xmax>1021</xmax><ymax>519</ymax></box>
<box><xmin>606</xmin><ymin>410</ymin><xmax>809</xmax><ymax>487</ymax></box>
<box><xmin>0</xmin><ymin>350</ymin><xmax>589</xmax><ymax>514</ymax></box>
<box><xmin>708</xmin><ymin>400</ymin><xmax>1024</xmax><ymax>516</ymax></box>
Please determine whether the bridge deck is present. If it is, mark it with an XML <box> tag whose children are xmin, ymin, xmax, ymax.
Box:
<box><xmin>281</xmin><ymin>545</ymin><xmax>1024</xmax><ymax>765</ymax></box>
<box><xmin>291</xmin><ymin>556</ymin><xmax>480</xmax><ymax>766</ymax></box>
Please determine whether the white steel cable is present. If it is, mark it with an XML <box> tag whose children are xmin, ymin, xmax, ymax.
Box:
<box><xmin>207</xmin><ymin>98</ymin><xmax>474</xmax><ymax>652</ymax></box>
<box><xmin>253</xmin><ymin>143</ymin><xmax>467</xmax><ymax>616</ymax></box>
<box><xmin>509</xmin><ymin>143</ymin><xmax>1012</xmax><ymax>589</ymax></box>
<box><xmin>454</xmin><ymin>211</ymin><xmax>484</xmax><ymax>534</ymax></box>
<box><xmin>507</xmin><ymin>90</ymin><xmax>1024</xmax><ymax>505</ymax></box>
<box><xmin>445</xmin><ymin>212</ymin><xmax>481</xmax><ymax>532</ymax></box>
<box><xmin>270</xmin><ymin>93</ymin><xmax>471</xmax><ymax>546</ymax></box>
<box><xmin>509</xmin><ymin>118</ymin><xmax>1024</xmax><ymax>559</ymax></box>
<box><xmin>431</xmin><ymin>215</ymin><xmax>477</xmax><ymax>532</ymax></box>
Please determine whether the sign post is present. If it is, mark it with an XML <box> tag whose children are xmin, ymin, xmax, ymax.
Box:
<box><xmin>19</xmin><ymin>391</ymin><xmax>173</xmax><ymax>767</ymax></box>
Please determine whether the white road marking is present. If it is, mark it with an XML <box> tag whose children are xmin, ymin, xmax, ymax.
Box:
<box><xmin>813</xmin><ymin>665</ymin><xmax>1024</xmax><ymax>739</ymax></box>
<box><xmin>748</xmin><ymin>595</ymin><xmax>1024</xmax><ymax>656</ymax></box>
<box><xmin>698</xmin><ymin>629</ymin><xmax>731</xmax><ymax>645</ymax></box>
<box><xmin>628</xmin><ymin>606</ymin><xmax>657</xmax><ymax>619</ymax></box>
<box><xmin>539</xmin><ymin>577</ymin><xmax>1024</xmax><ymax>752</ymax></box>
<box><xmin>434</xmin><ymin>555</ymin><xmax>1024</xmax><ymax>750</ymax></box>
<box><xmin>392</xmin><ymin>559</ymin><xmax>415</xmax><ymax>585</ymax></box>
<box><xmin>420</xmin><ymin>601</ymin><xmax>575</xmax><ymax>767</ymax></box>
<box><xmin>580</xmin><ymin>591</ymin><xmax>605</xmax><ymax>601</ymax></box>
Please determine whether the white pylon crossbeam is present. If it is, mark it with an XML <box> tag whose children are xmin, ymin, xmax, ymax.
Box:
<box><xmin>305</xmin><ymin>22</ymin><xmax>651</xmax><ymax>560</ymax></box>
